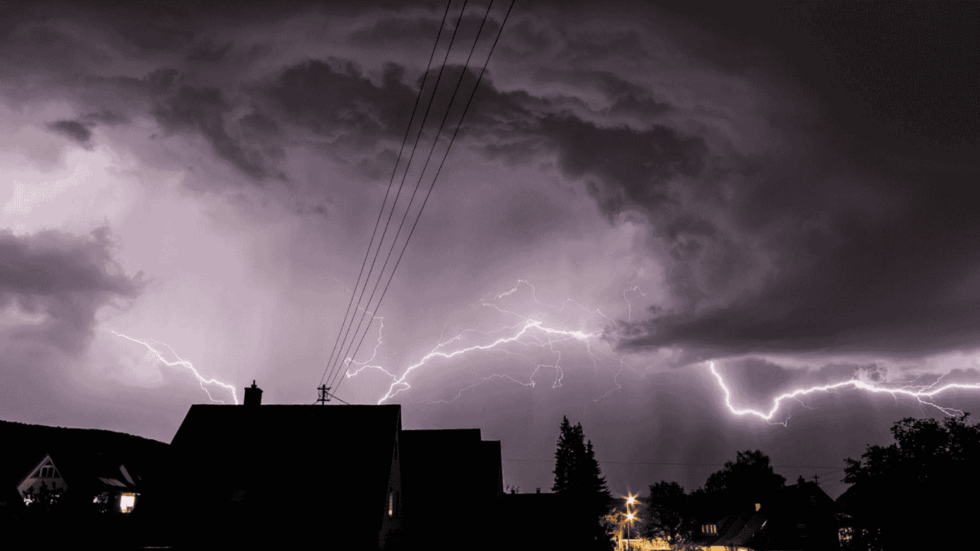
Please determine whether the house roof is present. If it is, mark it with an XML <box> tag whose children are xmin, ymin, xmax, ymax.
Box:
<box><xmin>694</xmin><ymin>481</ymin><xmax>840</xmax><ymax>549</ymax></box>
<box><xmin>165</xmin><ymin>404</ymin><xmax>401</xmax><ymax>545</ymax></box>
<box><xmin>15</xmin><ymin>450</ymin><xmax>143</xmax><ymax>500</ymax></box>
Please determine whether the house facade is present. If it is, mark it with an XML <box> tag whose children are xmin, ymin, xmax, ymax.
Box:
<box><xmin>158</xmin><ymin>383</ymin><xmax>405</xmax><ymax>550</ymax></box>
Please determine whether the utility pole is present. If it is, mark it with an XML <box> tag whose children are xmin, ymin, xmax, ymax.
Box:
<box><xmin>317</xmin><ymin>385</ymin><xmax>331</xmax><ymax>405</ymax></box>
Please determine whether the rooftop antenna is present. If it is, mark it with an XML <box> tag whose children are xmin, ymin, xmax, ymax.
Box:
<box><xmin>317</xmin><ymin>385</ymin><xmax>331</xmax><ymax>405</ymax></box>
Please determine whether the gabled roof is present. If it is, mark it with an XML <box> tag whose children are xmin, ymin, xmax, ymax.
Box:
<box><xmin>694</xmin><ymin>481</ymin><xmax>841</xmax><ymax>550</ymax></box>
<box><xmin>165</xmin><ymin>404</ymin><xmax>402</xmax><ymax>547</ymax></box>
<box><xmin>17</xmin><ymin>451</ymin><xmax>140</xmax><ymax>497</ymax></box>
<box><xmin>0</xmin><ymin>419</ymin><xmax>166</xmax><ymax>496</ymax></box>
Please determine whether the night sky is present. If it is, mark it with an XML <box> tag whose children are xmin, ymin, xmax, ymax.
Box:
<box><xmin>1</xmin><ymin>0</ymin><xmax>978</xmax><ymax>501</ymax></box>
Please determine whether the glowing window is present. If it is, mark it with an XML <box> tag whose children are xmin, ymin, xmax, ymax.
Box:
<box><xmin>388</xmin><ymin>492</ymin><xmax>393</xmax><ymax>517</ymax></box>
<box><xmin>120</xmin><ymin>493</ymin><xmax>136</xmax><ymax>513</ymax></box>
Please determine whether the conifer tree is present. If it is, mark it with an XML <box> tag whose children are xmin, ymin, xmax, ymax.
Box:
<box><xmin>552</xmin><ymin>416</ymin><xmax>614</xmax><ymax>550</ymax></box>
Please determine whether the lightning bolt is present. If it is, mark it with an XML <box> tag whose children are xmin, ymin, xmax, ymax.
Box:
<box><xmin>345</xmin><ymin>280</ymin><xmax>634</xmax><ymax>404</ymax></box>
<box><xmin>341</xmin><ymin>281</ymin><xmax>980</xmax><ymax>426</ymax></box>
<box><xmin>707</xmin><ymin>360</ymin><xmax>980</xmax><ymax>426</ymax></box>
<box><xmin>109</xmin><ymin>329</ymin><xmax>239</xmax><ymax>404</ymax></box>
<box><xmin>623</xmin><ymin>286</ymin><xmax>647</xmax><ymax>322</ymax></box>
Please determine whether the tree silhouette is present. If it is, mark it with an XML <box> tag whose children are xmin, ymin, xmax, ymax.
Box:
<box><xmin>552</xmin><ymin>416</ymin><xmax>614</xmax><ymax>549</ymax></box>
<box><xmin>644</xmin><ymin>481</ymin><xmax>696</xmax><ymax>547</ymax></box>
<box><xmin>692</xmin><ymin>449</ymin><xmax>785</xmax><ymax>521</ymax></box>
<box><xmin>842</xmin><ymin>414</ymin><xmax>980</xmax><ymax>550</ymax></box>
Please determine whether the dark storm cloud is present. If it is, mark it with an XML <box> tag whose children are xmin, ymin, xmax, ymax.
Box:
<box><xmin>45</xmin><ymin>119</ymin><xmax>93</xmax><ymax>148</ymax></box>
<box><xmin>0</xmin><ymin>227</ymin><xmax>144</xmax><ymax>353</ymax></box>
<box><xmin>611</xmin><ymin>127</ymin><xmax>980</xmax><ymax>358</ymax></box>
<box><xmin>348</xmin><ymin>15</ymin><xmax>444</xmax><ymax>50</ymax></box>
<box><xmin>185</xmin><ymin>41</ymin><xmax>233</xmax><ymax>63</ymax></box>
<box><xmin>608</xmin><ymin>3</ymin><xmax>980</xmax><ymax>358</ymax></box>
<box><xmin>261</xmin><ymin>59</ymin><xmax>416</xmax><ymax>149</ymax></box>
<box><xmin>540</xmin><ymin>116</ymin><xmax>708</xmax><ymax>220</ymax></box>
<box><xmin>152</xmin><ymin>84</ymin><xmax>270</xmax><ymax>180</ymax></box>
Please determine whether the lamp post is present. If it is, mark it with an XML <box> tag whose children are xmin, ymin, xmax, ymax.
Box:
<box><xmin>621</xmin><ymin>493</ymin><xmax>640</xmax><ymax>551</ymax></box>
<box><xmin>626</xmin><ymin>512</ymin><xmax>634</xmax><ymax>550</ymax></box>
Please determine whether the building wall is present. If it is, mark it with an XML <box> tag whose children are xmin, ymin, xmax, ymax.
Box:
<box><xmin>379</xmin><ymin>422</ymin><xmax>403</xmax><ymax>548</ymax></box>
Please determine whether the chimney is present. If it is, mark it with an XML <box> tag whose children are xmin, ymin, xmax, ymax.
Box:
<box><xmin>244</xmin><ymin>380</ymin><xmax>262</xmax><ymax>406</ymax></box>
<box><xmin>536</xmin><ymin>488</ymin><xmax>541</xmax><ymax>494</ymax></box>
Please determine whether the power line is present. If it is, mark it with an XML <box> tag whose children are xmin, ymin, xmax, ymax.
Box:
<box><xmin>331</xmin><ymin>0</ymin><xmax>515</xmax><ymax>393</ymax></box>
<box><xmin>500</xmin><ymin>458</ymin><xmax>847</xmax><ymax>470</ymax></box>
<box><xmin>324</xmin><ymin>0</ymin><xmax>474</xmax><ymax>389</ymax></box>
<box><xmin>320</xmin><ymin>0</ymin><xmax>468</xmax><ymax>389</ymax></box>
<box><xmin>329</xmin><ymin>0</ymin><xmax>495</xmax><ymax>391</ymax></box>
<box><xmin>318</xmin><ymin>0</ymin><xmax>454</xmax><ymax>389</ymax></box>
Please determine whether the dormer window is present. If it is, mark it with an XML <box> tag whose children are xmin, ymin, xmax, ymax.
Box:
<box><xmin>701</xmin><ymin>524</ymin><xmax>717</xmax><ymax>534</ymax></box>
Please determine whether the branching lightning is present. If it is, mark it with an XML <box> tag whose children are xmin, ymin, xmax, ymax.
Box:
<box><xmin>345</xmin><ymin>280</ymin><xmax>637</xmax><ymax>404</ymax></box>
<box><xmin>338</xmin><ymin>279</ymin><xmax>980</xmax><ymax>424</ymax></box>
<box><xmin>707</xmin><ymin>361</ymin><xmax>980</xmax><ymax>426</ymax></box>
<box><xmin>109</xmin><ymin>330</ymin><xmax>239</xmax><ymax>404</ymax></box>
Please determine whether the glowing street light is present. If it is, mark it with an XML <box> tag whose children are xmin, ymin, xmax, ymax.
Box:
<box><xmin>620</xmin><ymin>493</ymin><xmax>641</xmax><ymax>551</ymax></box>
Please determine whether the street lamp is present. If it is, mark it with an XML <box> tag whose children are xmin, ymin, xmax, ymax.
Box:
<box><xmin>620</xmin><ymin>494</ymin><xmax>640</xmax><ymax>551</ymax></box>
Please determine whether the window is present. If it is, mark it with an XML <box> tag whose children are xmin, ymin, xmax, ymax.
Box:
<box><xmin>839</xmin><ymin>527</ymin><xmax>853</xmax><ymax>542</ymax></box>
<box><xmin>388</xmin><ymin>492</ymin><xmax>394</xmax><ymax>517</ymax></box>
<box><xmin>120</xmin><ymin>493</ymin><xmax>136</xmax><ymax>514</ymax></box>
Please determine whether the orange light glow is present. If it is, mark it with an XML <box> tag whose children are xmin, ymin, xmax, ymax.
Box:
<box><xmin>120</xmin><ymin>493</ymin><xmax>136</xmax><ymax>513</ymax></box>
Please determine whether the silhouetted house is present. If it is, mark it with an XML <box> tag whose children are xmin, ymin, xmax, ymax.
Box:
<box><xmin>693</xmin><ymin>481</ymin><xmax>839</xmax><ymax>551</ymax></box>
<box><xmin>158</xmin><ymin>384</ymin><xmax>403</xmax><ymax>550</ymax></box>
<box><xmin>395</xmin><ymin>428</ymin><xmax>503</xmax><ymax>549</ymax></box>
<box><xmin>16</xmin><ymin>452</ymin><xmax>141</xmax><ymax>513</ymax></box>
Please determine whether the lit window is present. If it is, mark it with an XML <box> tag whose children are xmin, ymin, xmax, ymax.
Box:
<box><xmin>839</xmin><ymin>527</ymin><xmax>853</xmax><ymax>542</ymax></box>
<box><xmin>120</xmin><ymin>493</ymin><xmax>136</xmax><ymax>514</ymax></box>
<box><xmin>388</xmin><ymin>492</ymin><xmax>393</xmax><ymax>517</ymax></box>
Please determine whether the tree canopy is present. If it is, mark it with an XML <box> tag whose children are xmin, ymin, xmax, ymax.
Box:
<box><xmin>841</xmin><ymin>414</ymin><xmax>980</xmax><ymax>550</ymax></box>
<box><xmin>643</xmin><ymin>480</ymin><xmax>695</xmax><ymax>546</ymax></box>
